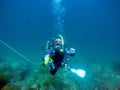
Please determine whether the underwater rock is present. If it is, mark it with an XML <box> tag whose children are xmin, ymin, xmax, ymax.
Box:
<box><xmin>0</xmin><ymin>78</ymin><xmax>8</xmax><ymax>89</ymax></box>
<box><xmin>11</xmin><ymin>62</ymin><xmax>19</xmax><ymax>70</ymax></box>
<box><xmin>22</xmin><ymin>83</ymin><xmax>41</xmax><ymax>90</ymax></box>
<box><xmin>0</xmin><ymin>70</ymin><xmax>13</xmax><ymax>89</ymax></box>
<box><xmin>1</xmin><ymin>83</ymin><xmax>21</xmax><ymax>90</ymax></box>
<box><xmin>1</xmin><ymin>55</ymin><xmax>120</xmax><ymax>90</ymax></box>
<box><xmin>30</xmin><ymin>83</ymin><xmax>40</xmax><ymax>90</ymax></box>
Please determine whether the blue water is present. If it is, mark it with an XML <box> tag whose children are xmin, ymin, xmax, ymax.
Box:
<box><xmin>0</xmin><ymin>0</ymin><xmax>120</xmax><ymax>65</ymax></box>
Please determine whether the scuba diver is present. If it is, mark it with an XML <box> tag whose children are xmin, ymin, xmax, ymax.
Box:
<box><xmin>42</xmin><ymin>34</ymin><xmax>75</xmax><ymax>75</ymax></box>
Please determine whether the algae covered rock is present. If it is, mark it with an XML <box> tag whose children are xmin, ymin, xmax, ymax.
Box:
<box><xmin>1</xmin><ymin>83</ymin><xmax>21</xmax><ymax>90</ymax></box>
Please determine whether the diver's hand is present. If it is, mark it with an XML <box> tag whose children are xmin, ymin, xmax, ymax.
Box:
<box><xmin>70</xmin><ymin>48</ymin><xmax>75</xmax><ymax>53</ymax></box>
<box><xmin>69</xmin><ymin>48</ymin><xmax>75</xmax><ymax>56</ymax></box>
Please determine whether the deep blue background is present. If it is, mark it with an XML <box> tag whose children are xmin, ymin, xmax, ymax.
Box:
<box><xmin>0</xmin><ymin>0</ymin><xmax>120</xmax><ymax>63</ymax></box>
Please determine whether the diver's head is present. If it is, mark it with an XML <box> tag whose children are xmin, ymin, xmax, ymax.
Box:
<box><xmin>54</xmin><ymin>39</ymin><xmax>62</xmax><ymax>46</ymax></box>
<box><xmin>54</xmin><ymin>38</ymin><xmax>62</xmax><ymax>49</ymax></box>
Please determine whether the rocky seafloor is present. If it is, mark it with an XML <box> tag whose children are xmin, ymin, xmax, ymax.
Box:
<box><xmin>0</xmin><ymin>56</ymin><xmax>120</xmax><ymax>90</ymax></box>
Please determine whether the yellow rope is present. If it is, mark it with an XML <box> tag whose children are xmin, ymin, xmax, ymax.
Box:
<box><xmin>0</xmin><ymin>40</ymin><xmax>42</xmax><ymax>65</ymax></box>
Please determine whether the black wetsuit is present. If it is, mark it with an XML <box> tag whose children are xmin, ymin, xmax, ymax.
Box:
<box><xmin>45</xmin><ymin>43</ymin><xmax>75</xmax><ymax>75</ymax></box>
<box><xmin>49</xmin><ymin>47</ymin><xmax>65</xmax><ymax>75</ymax></box>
